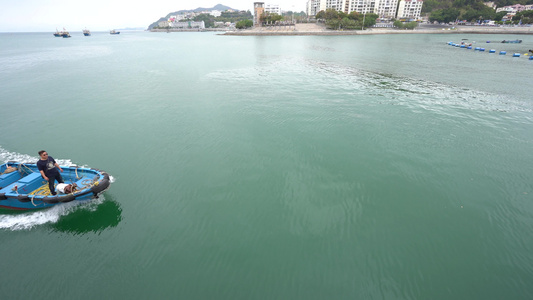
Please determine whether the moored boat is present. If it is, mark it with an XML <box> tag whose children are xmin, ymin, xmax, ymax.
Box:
<box><xmin>54</xmin><ymin>28</ymin><xmax>65</xmax><ymax>37</ymax></box>
<box><xmin>83</xmin><ymin>28</ymin><xmax>91</xmax><ymax>36</ymax></box>
<box><xmin>0</xmin><ymin>162</ymin><xmax>111</xmax><ymax>210</ymax></box>
<box><xmin>501</xmin><ymin>39</ymin><xmax>522</xmax><ymax>43</ymax></box>
<box><xmin>110</xmin><ymin>29</ymin><xmax>120</xmax><ymax>34</ymax></box>
<box><xmin>61</xmin><ymin>28</ymin><xmax>71</xmax><ymax>38</ymax></box>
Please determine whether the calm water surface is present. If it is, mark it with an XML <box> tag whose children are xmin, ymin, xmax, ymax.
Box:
<box><xmin>1</xmin><ymin>31</ymin><xmax>532</xmax><ymax>299</ymax></box>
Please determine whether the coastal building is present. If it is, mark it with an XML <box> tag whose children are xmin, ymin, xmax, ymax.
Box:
<box><xmin>307</xmin><ymin>0</ymin><xmax>327</xmax><ymax>17</ymax></box>
<box><xmin>265</xmin><ymin>4</ymin><xmax>281</xmax><ymax>15</ymax></box>
<box><xmin>169</xmin><ymin>12</ymin><xmax>196</xmax><ymax>22</ymax></box>
<box><xmin>347</xmin><ymin>0</ymin><xmax>375</xmax><ymax>15</ymax></box>
<box><xmin>496</xmin><ymin>4</ymin><xmax>527</xmax><ymax>14</ymax></box>
<box><xmin>496</xmin><ymin>4</ymin><xmax>533</xmax><ymax>22</ymax></box>
<box><xmin>397</xmin><ymin>0</ymin><xmax>424</xmax><ymax>20</ymax></box>
<box><xmin>170</xmin><ymin>21</ymin><xmax>205</xmax><ymax>30</ymax></box>
<box><xmin>374</xmin><ymin>0</ymin><xmax>399</xmax><ymax>19</ymax></box>
<box><xmin>309</xmin><ymin>0</ymin><xmax>414</xmax><ymax>20</ymax></box>
<box><xmin>254</xmin><ymin>2</ymin><xmax>265</xmax><ymax>26</ymax></box>
<box><xmin>326</xmin><ymin>0</ymin><xmax>346</xmax><ymax>12</ymax></box>
<box><xmin>210</xmin><ymin>10</ymin><xmax>222</xmax><ymax>17</ymax></box>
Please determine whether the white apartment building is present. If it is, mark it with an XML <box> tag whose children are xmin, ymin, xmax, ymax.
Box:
<box><xmin>307</xmin><ymin>0</ymin><xmax>327</xmax><ymax>17</ymax></box>
<box><xmin>326</xmin><ymin>0</ymin><xmax>346</xmax><ymax>12</ymax></box>
<box><xmin>375</xmin><ymin>0</ymin><xmax>398</xmax><ymax>18</ymax></box>
<box><xmin>308</xmin><ymin>0</ymin><xmax>423</xmax><ymax>20</ymax></box>
<box><xmin>347</xmin><ymin>0</ymin><xmax>376</xmax><ymax>14</ymax></box>
<box><xmin>397</xmin><ymin>0</ymin><xmax>424</xmax><ymax>20</ymax></box>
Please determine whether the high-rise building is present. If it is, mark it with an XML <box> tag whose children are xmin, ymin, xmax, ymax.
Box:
<box><xmin>325</xmin><ymin>0</ymin><xmax>346</xmax><ymax>12</ymax></box>
<box><xmin>307</xmin><ymin>0</ymin><xmax>327</xmax><ymax>17</ymax></box>
<box><xmin>308</xmin><ymin>0</ymin><xmax>423</xmax><ymax>20</ymax></box>
<box><xmin>374</xmin><ymin>0</ymin><xmax>398</xmax><ymax>19</ymax></box>
<box><xmin>347</xmin><ymin>0</ymin><xmax>375</xmax><ymax>15</ymax></box>
<box><xmin>397</xmin><ymin>0</ymin><xmax>424</xmax><ymax>20</ymax></box>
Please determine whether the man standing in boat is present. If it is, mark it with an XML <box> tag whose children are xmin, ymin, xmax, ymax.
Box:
<box><xmin>37</xmin><ymin>150</ymin><xmax>64</xmax><ymax>195</ymax></box>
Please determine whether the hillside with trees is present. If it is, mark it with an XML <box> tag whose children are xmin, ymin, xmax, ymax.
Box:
<box><xmin>423</xmin><ymin>0</ymin><xmax>533</xmax><ymax>23</ymax></box>
<box><xmin>148</xmin><ymin>5</ymin><xmax>254</xmax><ymax>29</ymax></box>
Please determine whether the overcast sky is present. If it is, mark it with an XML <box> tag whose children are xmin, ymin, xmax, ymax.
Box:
<box><xmin>0</xmin><ymin>0</ymin><xmax>307</xmax><ymax>32</ymax></box>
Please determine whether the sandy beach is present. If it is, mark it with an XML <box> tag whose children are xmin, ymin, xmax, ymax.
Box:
<box><xmin>223</xmin><ymin>23</ymin><xmax>533</xmax><ymax>36</ymax></box>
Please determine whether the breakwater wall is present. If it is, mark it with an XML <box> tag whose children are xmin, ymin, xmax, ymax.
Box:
<box><xmin>222</xmin><ymin>27</ymin><xmax>533</xmax><ymax>36</ymax></box>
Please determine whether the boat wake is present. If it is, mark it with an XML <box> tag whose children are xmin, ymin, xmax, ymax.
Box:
<box><xmin>204</xmin><ymin>56</ymin><xmax>533</xmax><ymax>115</ymax></box>
<box><xmin>0</xmin><ymin>195</ymin><xmax>106</xmax><ymax>231</ymax></box>
<box><xmin>0</xmin><ymin>146</ymin><xmax>74</xmax><ymax>166</ymax></box>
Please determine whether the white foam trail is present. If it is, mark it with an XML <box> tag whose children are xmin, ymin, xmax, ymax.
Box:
<box><xmin>0</xmin><ymin>196</ymin><xmax>105</xmax><ymax>231</ymax></box>
<box><xmin>0</xmin><ymin>146</ymin><xmax>75</xmax><ymax>166</ymax></box>
<box><xmin>0</xmin><ymin>146</ymin><xmax>38</xmax><ymax>164</ymax></box>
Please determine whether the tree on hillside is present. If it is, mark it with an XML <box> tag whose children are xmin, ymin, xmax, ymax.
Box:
<box><xmin>393</xmin><ymin>21</ymin><xmax>418</xmax><ymax>29</ymax></box>
<box><xmin>429</xmin><ymin>8</ymin><xmax>461</xmax><ymax>23</ymax></box>
<box><xmin>261</xmin><ymin>13</ymin><xmax>283</xmax><ymax>24</ymax></box>
<box><xmin>236</xmin><ymin>19</ymin><xmax>253</xmax><ymax>29</ymax></box>
<box><xmin>194</xmin><ymin>14</ymin><xmax>214</xmax><ymax>28</ymax></box>
<box><xmin>318</xmin><ymin>9</ymin><xmax>377</xmax><ymax>30</ymax></box>
<box><xmin>217</xmin><ymin>10</ymin><xmax>253</xmax><ymax>23</ymax></box>
<box><xmin>513</xmin><ymin>10</ymin><xmax>533</xmax><ymax>23</ymax></box>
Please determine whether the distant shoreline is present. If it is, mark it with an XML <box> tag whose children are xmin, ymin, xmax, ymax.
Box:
<box><xmin>221</xmin><ymin>25</ymin><xmax>533</xmax><ymax>36</ymax></box>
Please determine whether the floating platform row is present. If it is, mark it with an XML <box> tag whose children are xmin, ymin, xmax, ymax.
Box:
<box><xmin>447</xmin><ymin>42</ymin><xmax>532</xmax><ymax>59</ymax></box>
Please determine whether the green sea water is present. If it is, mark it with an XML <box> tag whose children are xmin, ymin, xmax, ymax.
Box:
<box><xmin>1</xmin><ymin>31</ymin><xmax>532</xmax><ymax>299</ymax></box>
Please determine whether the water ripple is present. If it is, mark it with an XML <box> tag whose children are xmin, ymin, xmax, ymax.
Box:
<box><xmin>205</xmin><ymin>56</ymin><xmax>533</xmax><ymax>118</ymax></box>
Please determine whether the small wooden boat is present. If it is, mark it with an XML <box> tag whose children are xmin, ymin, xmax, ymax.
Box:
<box><xmin>0</xmin><ymin>162</ymin><xmax>110</xmax><ymax>210</ymax></box>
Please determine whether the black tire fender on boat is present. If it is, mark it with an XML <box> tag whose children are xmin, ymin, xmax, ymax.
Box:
<box><xmin>59</xmin><ymin>194</ymin><xmax>75</xmax><ymax>203</ymax></box>
<box><xmin>91</xmin><ymin>173</ymin><xmax>110</xmax><ymax>195</ymax></box>
<box><xmin>0</xmin><ymin>193</ymin><xmax>7</xmax><ymax>201</ymax></box>
<box><xmin>42</xmin><ymin>194</ymin><xmax>75</xmax><ymax>204</ymax></box>
<box><xmin>42</xmin><ymin>196</ymin><xmax>59</xmax><ymax>204</ymax></box>
<box><xmin>17</xmin><ymin>195</ymin><xmax>31</xmax><ymax>203</ymax></box>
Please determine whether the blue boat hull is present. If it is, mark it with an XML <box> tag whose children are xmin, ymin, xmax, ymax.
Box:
<box><xmin>0</xmin><ymin>162</ymin><xmax>110</xmax><ymax>210</ymax></box>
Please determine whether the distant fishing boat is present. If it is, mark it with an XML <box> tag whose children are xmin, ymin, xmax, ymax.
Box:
<box><xmin>83</xmin><ymin>28</ymin><xmax>91</xmax><ymax>36</ymax></box>
<box><xmin>110</xmin><ymin>29</ymin><xmax>120</xmax><ymax>35</ymax></box>
<box><xmin>58</xmin><ymin>27</ymin><xmax>71</xmax><ymax>38</ymax></box>
<box><xmin>54</xmin><ymin>28</ymin><xmax>68</xmax><ymax>37</ymax></box>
